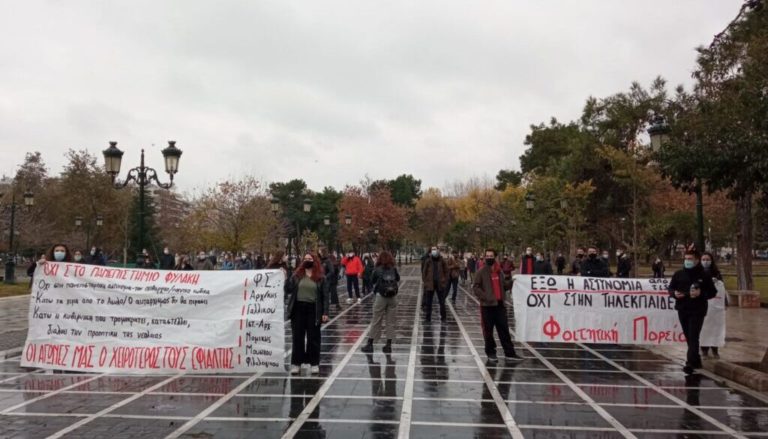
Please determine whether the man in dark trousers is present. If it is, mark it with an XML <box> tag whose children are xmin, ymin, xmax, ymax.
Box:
<box><xmin>580</xmin><ymin>246</ymin><xmax>610</xmax><ymax>277</ymax></box>
<box><xmin>422</xmin><ymin>246</ymin><xmax>449</xmax><ymax>322</ymax></box>
<box><xmin>555</xmin><ymin>252</ymin><xmax>566</xmax><ymax>275</ymax></box>
<box><xmin>668</xmin><ymin>250</ymin><xmax>717</xmax><ymax>374</ymax></box>
<box><xmin>616</xmin><ymin>248</ymin><xmax>632</xmax><ymax>278</ymax></box>
<box><xmin>519</xmin><ymin>247</ymin><xmax>535</xmax><ymax>274</ymax></box>
<box><xmin>473</xmin><ymin>248</ymin><xmax>522</xmax><ymax>362</ymax></box>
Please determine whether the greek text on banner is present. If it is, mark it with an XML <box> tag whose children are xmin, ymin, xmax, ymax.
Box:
<box><xmin>512</xmin><ymin>275</ymin><xmax>725</xmax><ymax>346</ymax></box>
<box><xmin>22</xmin><ymin>262</ymin><xmax>285</xmax><ymax>374</ymax></box>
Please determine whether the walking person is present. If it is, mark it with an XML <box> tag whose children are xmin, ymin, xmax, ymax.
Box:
<box><xmin>700</xmin><ymin>252</ymin><xmax>724</xmax><ymax>359</ymax></box>
<box><xmin>422</xmin><ymin>246</ymin><xmax>449</xmax><ymax>322</ymax></box>
<box><xmin>361</xmin><ymin>251</ymin><xmax>400</xmax><ymax>354</ymax></box>
<box><xmin>285</xmin><ymin>253</ymin><xmax>329</xmax><ymax>375</ymax></box>
<box><xmin>472</xmin><ymin>248</ymin><xmax>522</xmax><ymax>362</ymax></box>
<box><xmin>341</xmin><ymin>251</ymin><xmax>363</xmax><ymax>304</ymax></box>
<box><xmin>446</xmin><ymin>254</ymin><xmax>461</xmax><ymax>304</ymax></box>
<box><xmin>320</xmin><ymin>249</ymin><xmax>340</xmax><ymax>310</ymax></box>
<box><xmin>466</xmin><ymin>253</ymin><xmax>477</xmax><ymax>283</ymax></box>
<box><xmin>668</xmin><ymin>250</ymin><xmax>717</xmax><ymax>375</ymax></box>
<box><xmin>555</xmin><ymin>252</ymin><xmax>566</xmax><ymax>275</ymax></box>
<box><xmin>459</xmin><ymin>255</ymin><xmax>468</xmax><ymax>286</ymax></box>
<box><xmin>519</xmin><ymin>247</ymin><xmax>535</xmax><ymax>274</ymax></box>
<box><xmin>362</xmin><ymin>255</ymin><xmax>375</xmax><ymax>295</ymax></box>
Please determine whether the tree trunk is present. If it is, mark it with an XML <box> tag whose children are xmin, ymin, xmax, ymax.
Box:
<box><xmin>735</xmin><ymin>192</ymin><xmax>753</xmax><ymax>290</ymax></box>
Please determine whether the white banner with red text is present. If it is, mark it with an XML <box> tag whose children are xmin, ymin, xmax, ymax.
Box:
<box><xmin>22</xmin><ymin>262</ymin><xmax>284</xmax><ymax>373</ymax></box>
<box><xmin>512</xmin><ymin>275</ymin><xmax>725</xmax><ymax>346</ymax></box>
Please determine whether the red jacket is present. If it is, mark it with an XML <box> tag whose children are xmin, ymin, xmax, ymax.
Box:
<box><xmin>341</xmin><ymin>256</ymin><xmax>363</xmax><ymax>276</ymax></box>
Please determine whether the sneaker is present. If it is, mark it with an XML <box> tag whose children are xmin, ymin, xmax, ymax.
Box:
<box><xmin>361</xmin><ymin>342</ymin><xmax>374</xmax><ymax>353</ymax></box>
<box><xmin>504</xmin><ymin>353</ymin><xmax>524</xmax><ymax>361</ymax></box>
<box><xmin>683</xmin><ymin>365</ymin><xmax>694</xmax><ymax>375</ymax></box>
<box><xmin>290</xmin><ymin>365</ymin><xmax>300</xmax><ymax>375</ymax></box>
<box><xmin>346</xmin><ymin>298</ymin><xmax>353</xmax><ymax>304</ymax></box>
<box><xmin>310</xmin><ymin>365</ymin><xmax>320</xmax><ymax>375</ymax></box>
<box><xmin>487</xmin><ymin>354</ymin><xmax>498</xmax><ymax>362</ymax></box>
<box><xmin>357</xmin><ymin>298</ymin><xmax>362</xmax><ymax>304</ymax></box>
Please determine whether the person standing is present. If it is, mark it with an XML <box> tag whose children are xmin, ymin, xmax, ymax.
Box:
<box><xmin>236</xmin><ymin>253</ymin><xmax>254</xmax><ymax>270</ymax></box>
<box><xmin>466</xmin><ymin>253</ymin><xmax>477</xmax><ymax>283</ymax></box>
<box><xmin>668</xmin><ymin>250</ymin><xmax>717</xmax><ymax>374</ymax></box>
<box><xmin>285</xmin><ymin>253</ymin><xmax>329</xmax><ymax>375</ymax></box>
<box><xmin>616</xmin><ymin>249</ymin><xmax>632</xmax><ymax>278</ymax></box>
<box><xmin>220</xmin><ymin>253</ymin><xmax>235</xmax><ymax>270</ymax></box>
<box><xmin>519</xmin><ymin>247</ymin><xmax>535</xmax><ymax>275</ymax></box>
<box><xmin>458</xmin><ymin>255</ymin><xmax>468</xmax><ymax>286</ymax></box>
<box><xmin>193</xmin><ymin>251</ymin><xmax>214</xmax><ymax>270</ymax></box>
<box><xmin>555</xmin><ymin>252</ymin><xmax>566</xmax><ymax>275</ymax></box>
<box><xmin>85</xmin><ymin>247</ymin><xmax>106</xmax><ymax>265</ymax></box>
<box><xmin>472</xmin><ymin>248</ymin><xmax>522</xmax><ymax>362</ymax></box>
<box><xmin>320</xmin><ymin>249</ymin><xmax>340</xmax><ymax>310</ymax></box>
<box><xmin>652</xmin><ymin>257</ymin><xmax>665</xmax><ymax>278</ymax></box>
<box><xmin>362</xmin><ymin>255</ymin><xmax>375</xmax><ymax>295</ymax></box>
<box><xmin>500</xmin><ymin>255</ymin><xmax>515</xmax><ymax>292</ymax></box>
<box><xmin>341</xmin><ymin>251</ymin><xmax>363</xmax><ymax>304</ymax></box>
<box><xmin>422</xmin><ymin>246</ymin><xmax>449</xmax><ymax>322</ymax></box>
<box><xmin>174</xmin><ymin>255</ymin><xmax>193</xmax><ymax>270</ymax></box>
<box><xmin>533</xmin><ymin>252</ymin><xmax>553</xmax><ymax>275</ymax></box>
<box><xmin>700</xmin><ymin>252</ymin><xmax>724</xmax><ymax>359</ymax></box>
<box><xmin>159</xmin><ymin>247</ymin><xmax>175</xmax><ymax>270</ymax></box>
<box><xmin>601</xmin><ymin>250</ymin><xmax>612</xmax><ymax>276</ymax></box>
<box><xmin>580</xmin><ymin>246</ymin><xmax>610</xmax><ymax>277</ymax></box>
<box><xmin>446</xmin><ymin>254</ymin><xmax>461</xmax><ymax>304</ymax></box>
<box><xmin>362</xmin><ymin>251</ymin><xmax>400</xmax><ymax>354</ymax></box>
<box><xmin>570</xmin><ymin>248</ymin><xmax>585</xmax><ymax>275</ymax></box>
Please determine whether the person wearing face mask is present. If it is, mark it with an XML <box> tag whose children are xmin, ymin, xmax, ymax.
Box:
<box><xmin>174</xmin><ymin>255</ymin><xmax>193</xmax><ymax>271</ymax></box>
<box><xmin>652</xmin><ymin>256</ymin><xmax>665</xmax><ymax>279</ymax></box>
<box><xmin>616</xmin><ymin>248</ymin><xmax>632</xmax><ymax>278</ymax></box>
<box><xmin>580</xmin><ymin>246</ymin><xmax>610</xmax><ymax>277</ymax></box>
<box><xmin>699</xmin><ymin>252</ymin><xmax>724</xmax><ymax>359</ymax></box>
<box><xmin>73</xmin><ymin>250</ymin><xmax>85</xmax><ymax>263</ymax></box>
<box><xmin>500</xmin><ymin>255</ymin><xmax>515</xmax><ymax>289</ymax></box>
<box><xmin>601</xmin><ymin>251</ymin><xmax>613</xmax><ymax>276</ymax></box>
<box><xmin>192</xmin><ymin>250</ymin><xmax>214</xmax><ymax>270</ymax></box>
<box><xmin>571</xmin><ymin>248</ymin><xmax>585</xmax><ymax>275</ymax></box>
<box><xmin>45</xmin><ymin>244</ymin><xmax>73</xmax><ymax>264</ymax></box>
<box><xmin>555</xmin><ymin>252</ymin><xmax>566</xmax><ymax>275</ymax></box>
<box><xmin>236</xmin><ymin>253</ymin><xmax>254</xmax><ymax>270</ymax></box>
<box><xmin>159</xmin><ymin>247</ymin><xmax>175</xmax><ymax>270</ymax></box>
<box><xmin>533</xmin><ymin>252</ymin><xmax>553</xmax><ymax>275</ymax></box>
<box><xmin>421</xmin><ymin>246</ymin><xmax>449</xmax><ymax>322</ymax></box>
<box><xmin>85</xmin><ymin>247</ymin><xmax>106</xmax><ymax>266</ymax></box>
<box><xmin>519</xmin><ymin>247</ymin><xmax>536</xmax><ymax>275</ymax></box>
<box><xmin>668</xmin><ymin>250</ymin><xmax>717</xmax><ymax>374</ymax></box>
<box><xmin>284</xmin><ymin>253</ymin><xmax>329</xmax><ymax>375</ymax></box>
<box><xmin>472</xmin><ymin>248</ymin><xmax>522</xmax><ymax>362</ymax></box>
<box><xmin>341</xmin><ymin>251</ymin><xmax>364</xmax><ymax>304</ymax></box>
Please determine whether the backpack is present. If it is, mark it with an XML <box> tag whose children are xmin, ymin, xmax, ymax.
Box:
<box><xmin>378</xmin><ymin>268</ymin><xmax>399</xmax><ymax>297</ymax></box>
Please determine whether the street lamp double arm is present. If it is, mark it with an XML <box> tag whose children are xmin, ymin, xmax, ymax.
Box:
<box><xmin>2</xmin><ymin>189</ymin><xmax>34</xmax><ymax>284</ymax></box>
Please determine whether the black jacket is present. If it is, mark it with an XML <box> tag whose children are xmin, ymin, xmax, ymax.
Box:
<box><xmin>533</xmin><ymin>260</ymin><xmax>553</xmax><ymax>275</ymax></box>
<box><xmin>159</xmin><ymin>253</ymin><xmax>175</xmax><ymax>270</ymax></box>
<box><xmin>285</xmin><ymin>274</ymin><xmax>330</xmax><ymax>326</ymax></box>
<box><xmin>372</xmin><ymin>266</ymin><xmax>401</xmax><ymax>294</ymax></box>
<box><xmin>321</xmin><ymin>258</ymin><xmax>338</xmax><ymax>286</ymax></box>
<box><xmin>667</xmin><ymin>265</ymin><xmax>717</xmax><ymax>314</ymax></box>
<box><xmin>580</xmin><ymin>257</ymin><xmax>610</xmax><ymax>277</ymax></box>
<box><xmin>616</xmin><ymin>255</ymin><xmax>632</xmax><ymax>278</ymax></box>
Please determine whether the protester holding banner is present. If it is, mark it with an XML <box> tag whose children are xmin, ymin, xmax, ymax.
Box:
<box><xmin>362</xmin><ymin>251</ymin><xmax>400</xmax><ymax>354</ymax></box>
<box><xmin>700</xmin><ymin>252</ymin><xmax>724</xmax><ymax>359</ymax></box>
<box><xmin>285</xmin><ymin>252</ymin><xmax>330</xmax><ymax>375</ymax></box>
<box><xmin>580</xmin><ymin>246</ymin><xmax>610</xmax><ymax>277</ymax></box>
<box><xmin>473</xmin><ymin>248</ymin><xmax>521</xmax><ymax>362</ymax></box>
<box><xmin>46</xmin><ymin>243</ymin><xmax>73</xmax><ymax>263</ymax></box>
<box><xmin>668</xmin><ymin>250</ymin><xmax>718</xmax><ymax>375</ymax></box>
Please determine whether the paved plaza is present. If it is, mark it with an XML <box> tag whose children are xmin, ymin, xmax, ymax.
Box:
<box><xmin>0</xmin><ymin>266</ymin><xmax>766</xmax><ymax>438</ymax></box>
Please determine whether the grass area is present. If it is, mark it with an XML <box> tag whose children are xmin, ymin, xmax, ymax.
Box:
<box><xmin>0</xmin><ymin>283</ymin><xmax>31</xmax><ymax>298</ymax></box>
<box><xmin>722</xmin><ymin>275</ymin><xmax>768</xmax><ymax>303</ymax></box>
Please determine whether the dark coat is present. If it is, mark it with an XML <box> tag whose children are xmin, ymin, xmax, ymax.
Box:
<box><xmin>422</xmin><ymin>256</ymin><xmax>449</xmax><ymax>292</ymax></box>
<box><xmin>284</xmin><ymin>274</ymin><xmax>330</xmax><ymax>326</ymax></box>
<box><xmin>616</xmin><ymin>255</ymin><xmax>632</xmax><ymax>278</ymax></box>
<box><xmin>519</xmin><ymin>255</ymin><xmax>536</xmax><ymax>274</ymax></box>
<box><xmin>667</xmin><ymin>265</ymin><xmax>717</xmax><ymax>314</ymax></box>
<box><xmin>372</xmin><ymin>266</ymin><xmax>401</xmax><ymax>294</ymax></box>
<box><xmin>555</xmin><ymin>255</ymin><xmax>566</xmax><ymax>271</ymax></box>
<box><xmin>580</xmin><ymin>257</ymin><xmax>610</xmax><ymax>277</ymax></box>
<box><xmin>473</xmin><ymin>264</ymin><xmax>512</xmax><ymax>306</ymax></box>
<box><xmin>533</xmin><ymin>260</ymin><xmax>553</xmax><ymax>275</ymax></box>
<box><xmin>159</xmin><ymin>253</ymin><xmax>175</xmax><ymax>270</ymax></box>
<box><xmin>321</xmin><ymin>258</ymin><xmax>338</xmax><ymax>286</ymax></box>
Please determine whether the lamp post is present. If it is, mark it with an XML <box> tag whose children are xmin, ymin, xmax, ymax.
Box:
<box><xmin>75</xmin><ymin>215</ymin><xmax>104</xmax><ymax>250</ymax></box>
<box><xmin>648</xmin><ymin>116</ymin><xmax>705</xmax><ymax>253</ymax></box>
<box><xmin>2</xmin><ymin>190</ymin><xmax>34</xmax><ymax>284</ymax></box>
<box><xmin>103</xmin><ymin>141</ymin><xmax>182</xmax><ymax>262</ymax></box>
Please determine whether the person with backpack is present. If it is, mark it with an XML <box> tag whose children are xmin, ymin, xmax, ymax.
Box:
<box><xmin>361</xmin><ymin>251</ymin><xmax>400</xmax><ymax>353</ymax></box>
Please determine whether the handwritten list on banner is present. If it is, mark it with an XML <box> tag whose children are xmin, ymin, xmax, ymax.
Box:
<box><xmin>512</xmin><ymin>275</ymin><xmax>725</xmax><ymax>346</ymax></box>
<box><xmin>22</xmin><ymin>262</ymin><xmax>284</xmax><ymax>373</ymax></box>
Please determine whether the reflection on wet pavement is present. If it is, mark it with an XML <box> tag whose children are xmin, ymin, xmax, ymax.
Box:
<box><xmin>0</xmin><ymin>267</ymin><xmax>765</xmax><ymax>438</ymax></box>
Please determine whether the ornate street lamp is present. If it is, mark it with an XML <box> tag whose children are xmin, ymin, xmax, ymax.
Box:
<box><xmin>303</xmin><ymin>198</ymin><xmax>312</xmax><ymax>213</ymax></box>
<box><xmin>647</xmin><ymin>115</ymin><xmax>671</xmax><ymax>152</ymax></box>
<box><xmin>344</xmin><ymin>214</ymin><xmax>352</xmax><ymax>226</ymax></box>
<box><xmin>525</xmin><ymin>193</ymin><xmax>535</xmax><ymax>211</ymax></box>
<box><xmin>23</xmin><ymin>191</ymin><xmax>34</xmax><ymax>207</ymax></box>
<box><xmin>103</xmin><ymin>141</ymin><xmax>182</xmax><ymax>260</ymax></box>
<box><xmin>96</xmin><ymin>215</ymin><xmax>104</xmax><ymax>227</ymax></box>
<box><xmin>75</xmin><ymin>216</ymin><xmax>83</xmax><ymax>228</ymax></box>
<box><xmin>323</xmin><ymin>215</ymin><xmax>331</xmax><ymax>226</ymax></box>
<box><xmin>270</xmin><ymin>195</ymin><xmax>279</xmax><ymax>214</ymax></box>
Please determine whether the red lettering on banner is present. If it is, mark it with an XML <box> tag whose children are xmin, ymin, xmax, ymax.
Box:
<box><xmin>632</xmin><ymin>316</ymin><xmax>686</xmax><ymax>344</ymax></box>
<box><xmin>72</xmin><ymin>345</ymin><xmax>95</xmax><ymax>368</ymax></box>
<box><xmin>191</xmin><ymin>347</ymin><xmax>234</xmax><ymax>370</ymax></box>
<box><xmin>107</xmin><ymin>346</ymin><xmax>162</xmax><ymax>369</ymax></box>
<box><xmin>33</xmin><ymin>343</ymin><xmax>70</xmax><ymax>366</ymax></box>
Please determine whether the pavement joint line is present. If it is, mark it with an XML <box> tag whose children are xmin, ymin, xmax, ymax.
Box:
<box><xmin>447</xmin><ymin>297</ymin><xmax>525</xmax><ymax>439</ymax></box>
<box><xmin>460</xmin><ymin>285</ymin><xmax>637</xmax><ymax>439</ymax></box>
<box><xmin>164</xmin><ymin>287</ymin><xmax>373</xmax><ymax>439</ymax></box>
<box><xmin>0</xmin><ymin>373</ymin><xmax>105</xmax><ymax>415</ymax></box>
<box><xmin>398</xmin><ymin>277</ymin><xmax>423</xmax><ymax>439</ymax></box>
<box><xmin>44</xmin><ymin>372</ymin><xmax>186</xmax><ymax>439</ymax></box>
<box><xmin>280</xmin><ymin>317</ymin><xmax>373</xmax><ymax>437</ymax></box>
<box><xmin>648</xmin><ymin>346</ymin><xmax>768</xmax><ymax>405</ymax></box>
<box><xmin>578</xmin><ymin>343</ymin><xmax>750</xmax><ymax>439</ymax></box>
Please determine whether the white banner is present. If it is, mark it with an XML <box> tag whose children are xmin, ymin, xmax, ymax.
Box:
<box><xmin>22</xmin><ymin>262</ymin><xmax>284</xmax><ymax>374</ymax></box>
<box><xmin>512</xmin><ymin>275</ymin><xmax>725</xmax><ymax>346</ymax></box>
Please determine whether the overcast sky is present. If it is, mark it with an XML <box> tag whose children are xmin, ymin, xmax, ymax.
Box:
<box><xmin>0</xmin><ymin>1</ymin><xmax>741</xmax><ymax>195</ymax></box>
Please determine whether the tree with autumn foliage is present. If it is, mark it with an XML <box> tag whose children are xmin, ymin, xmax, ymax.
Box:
<box><xmin>338</xmin><ymin>185</ymin><xmax>408</xmax><ymax>252</ymax></box>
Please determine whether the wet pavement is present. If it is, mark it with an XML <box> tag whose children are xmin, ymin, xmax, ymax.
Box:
<box><xmin>0</xmin><ymin>266</ymin><xmax>767</xmax><ymax>438</ymax></box>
